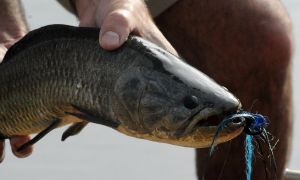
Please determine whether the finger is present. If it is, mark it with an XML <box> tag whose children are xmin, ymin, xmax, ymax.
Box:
<box><xmin>141</xmin><ymin>25</ymin><xmax>178</xmax><ymax>56</ymax></box>
<box><xmin>99</xmin><ymin>10</ymin><xmax>133</xmax><ymax>50</ymax></box>
<box><xmin>78</xmin><ymin>5</ymin><xmax>97</xmax><ymax>27</ymax></box>
<box><xmin>0</xmin><ymin>140</ymin><xmax>5</xmax><ymax>163</ymax></box>
<box><xmin>0</xmin><ymin>44</ymin><xmax>8</xmax><ymax>63</ymax></box>
<box><xmin>10</xmin><ymin>136</ymin><xmax>33</xmax><ymax>158</ymax></box>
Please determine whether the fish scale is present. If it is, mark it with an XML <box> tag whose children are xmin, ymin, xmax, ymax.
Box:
<box><xmin>0</xmin><ymin>32</ymin><xmax>135</xmax><ymax>138</ymax></box>
<box><xmin>0</xmin><ymin>24</ymin><xmax>243</xmax><ymax>149</ymax></box>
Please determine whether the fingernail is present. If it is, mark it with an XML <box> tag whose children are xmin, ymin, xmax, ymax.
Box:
<box><xmin>101</xmin><ymin>31</ymin><xmax>120</xmax><ymax>47</ymax></box>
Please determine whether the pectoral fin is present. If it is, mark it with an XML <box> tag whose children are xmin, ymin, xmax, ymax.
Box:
<box><xmin>17</xmin><ymin>118</ymin><xmax>61</xmax><ymax>152</ymax></box>
<box><xmin>61</xmin><ymin>121</ymin><xmax>88</xmax><ymax>141</ymax></box>
<box><xmin>65</xmin><ymin>105</ymin><xmax>119</xmax><ymax>128</ymax></box>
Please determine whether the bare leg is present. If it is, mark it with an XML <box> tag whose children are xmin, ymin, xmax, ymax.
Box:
<box><xmin>155</xmin><ymin>0</ymin><xmax>293</xmax><ymax>179</ymax></box>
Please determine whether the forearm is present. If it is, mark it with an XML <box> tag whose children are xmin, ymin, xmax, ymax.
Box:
<box><xmin>0</xmin><ymin>0</ymin><xmax>28</xmax><ymax>43</ymax></box>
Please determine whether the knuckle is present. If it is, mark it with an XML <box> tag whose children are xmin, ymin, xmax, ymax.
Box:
<box><xmin>106</xmin><ymin>10</ymin><xmax>132</xmax><ymax>28</ymax></box>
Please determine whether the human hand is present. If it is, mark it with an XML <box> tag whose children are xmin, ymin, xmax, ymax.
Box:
<box><xmin>0</xmin><ymin>38</ymin><xmax>33</xmax><ymax>163</ymax></box>
<box><xmin>74</xmin><ymin>0</ymin><xmax>178</xmax><ymax>55</ymax></box>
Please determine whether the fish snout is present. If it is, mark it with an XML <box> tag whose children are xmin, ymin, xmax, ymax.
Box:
<box><xmin>178</xmin><ymin>87</ymin><xmax>242</xmax><ymax>136</ymax></box>
<box><xmin>208</xmin><ymin>84</ymin><xmax>242</xmax><ymax>118</ymax></box>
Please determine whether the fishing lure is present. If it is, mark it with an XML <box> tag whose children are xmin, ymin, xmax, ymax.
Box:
<box><xmin>203</xmin><ymin>111</ymin><xmax>277</xmax><ymax>180</ymax></box>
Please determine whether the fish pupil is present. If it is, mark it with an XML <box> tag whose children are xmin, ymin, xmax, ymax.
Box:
<box><xmin>183</xmin><ymin>95</ymin><xmax>199</xmax><ymax>109</ymax></box>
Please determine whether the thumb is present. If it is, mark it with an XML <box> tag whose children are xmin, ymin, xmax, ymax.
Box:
<box><xmin>99</xmin><ymin>10</ymin><xmax>134</xmax><ymax>50</ymax></box>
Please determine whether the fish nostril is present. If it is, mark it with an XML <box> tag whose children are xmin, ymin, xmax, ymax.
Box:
<box><xmin>183</xmin><ymin>95</ymin><xmax>199</xmax><ymax>109</ymax></box>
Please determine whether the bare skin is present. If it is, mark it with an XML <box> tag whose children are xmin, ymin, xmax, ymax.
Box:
<box><xmin>74</xmin><ymin>0</ymin><xmax>177</xmax><ymax>55</ymax></box>
<box><xmin>154</xmin><ymin>0</ymin><xmax>293</xmax><ymax>179</ymax></box>
<box><xmin>0</xmin><ymin>0</ymin><xmax>33</xmax><ymax>162</ymax></box>
<box><xmin>75</xmin><ymin>0</ymin><xmax>293</xmax><ymax>179</ymax></box>
<box><xmin>0</xmin><ymin>0</ymin><xmax>293</xmax><ymax>180</ymax></box>
<box><xmin>0</xmin><ymin>0</ymin><xmax>176</xmax><ymax>163</ymax></box>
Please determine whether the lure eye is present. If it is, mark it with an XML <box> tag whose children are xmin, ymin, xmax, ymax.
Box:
<box><xmin>183</xmin><ymin>95</ymin><xmax>199</xmax><ymax>109</ymax></box>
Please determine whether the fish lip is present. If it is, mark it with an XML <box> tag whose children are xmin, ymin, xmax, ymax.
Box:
<box><xmin>172</xmin><ymin>106</ymin><xmax>217</xmax><ymax>137</ymax></box>
<box><xmin>175</xmin><ymin>103</ymin><xmax>243</xmax><ymax>137</ymax></box>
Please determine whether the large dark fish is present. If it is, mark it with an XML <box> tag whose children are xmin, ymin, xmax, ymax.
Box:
<box><xmin>0</xmin><ymin>25</ymin><xmax>243</xmax><ymax>149</ymax></box>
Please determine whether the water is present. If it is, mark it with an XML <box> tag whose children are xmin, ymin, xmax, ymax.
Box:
<box><xmin>0</xmin><ymin>0</ymin><xmax>299</xmax><ymax>179</ymax></box>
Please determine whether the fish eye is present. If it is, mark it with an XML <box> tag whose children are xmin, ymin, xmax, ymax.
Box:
<box><xmin>183</xmin><ymin>95</ymin><xmax>199</xmax><ymax>109</ymax></box>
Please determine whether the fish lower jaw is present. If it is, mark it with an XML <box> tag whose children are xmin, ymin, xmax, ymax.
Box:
<box><xmin>116</xmin><ymin>125</ymin><xmax>243</xmax><ymax>148</ymax></box>
<box><xmin>178</xmin><ymin>126</ymin><xmax>244</xmax><ymax>148</ymax></box>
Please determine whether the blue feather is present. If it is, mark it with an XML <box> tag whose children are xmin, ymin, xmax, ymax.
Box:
<box><xmin>205</xmin><ymin>111</ymin><xmax>270</xmax><ymax>180</ymax></box>
<box><xmin>245</xmin><ymin>135</ymin><xmax>254</xmax><ymax>180</ymax></box>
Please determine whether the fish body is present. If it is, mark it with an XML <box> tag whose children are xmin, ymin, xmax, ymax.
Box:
<box><xmin>0</xmin><ymin>25</ymin><xmax>242</xmax><ymax>148</ymax></box>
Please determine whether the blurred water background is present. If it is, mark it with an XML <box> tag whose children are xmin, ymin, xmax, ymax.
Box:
<box><xmin>0</xmin><ymin>0</ymin><xmax>299</xmax><ymax>179</ymax></box>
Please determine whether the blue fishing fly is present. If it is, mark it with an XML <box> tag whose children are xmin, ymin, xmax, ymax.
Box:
<box><xmin>203</xmin><ymin>111</ymin><xmax>277</xmax><ymax>180</ymax></box>
<box><xmin>227</xmin><ymin>111</ymin><xmax>268</xmax><ymax>180</ymax></box>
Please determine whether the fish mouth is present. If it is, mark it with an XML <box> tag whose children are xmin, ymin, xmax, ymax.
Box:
<box><xmin>164</xmin><ymin>102</ymin><xmax>245</xmax><ymax>147</ymax></box>
<box><xmin>190</xmin><ymin>108</ymin><xmax>243</xmax><ymax>132</ymax></box>
<box><xmin>171</xmin><ymin>104</ymin><xmax>245</xmax><ymax>148</ymax></box>
<box><xmin>175</xmin><ymin>105</ymin><xmax>241</xmax><ymax>136</ymax></box>
<box><xmin>116</xmin><ymin>104</ymin><xmax>245</xmax><ymax>148</ymax></box>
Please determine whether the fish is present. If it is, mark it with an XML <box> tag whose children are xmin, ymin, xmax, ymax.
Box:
<box><xmin>0</xmin><ymin>24</ymin><xmax>243</xmax><ymax>150</ymax></box>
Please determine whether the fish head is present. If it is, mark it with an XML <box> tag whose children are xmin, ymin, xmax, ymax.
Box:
<box><xmin>113</xmin><ymin>37</ymin><xmax>243</xmax><ymax>148</ymax></box>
